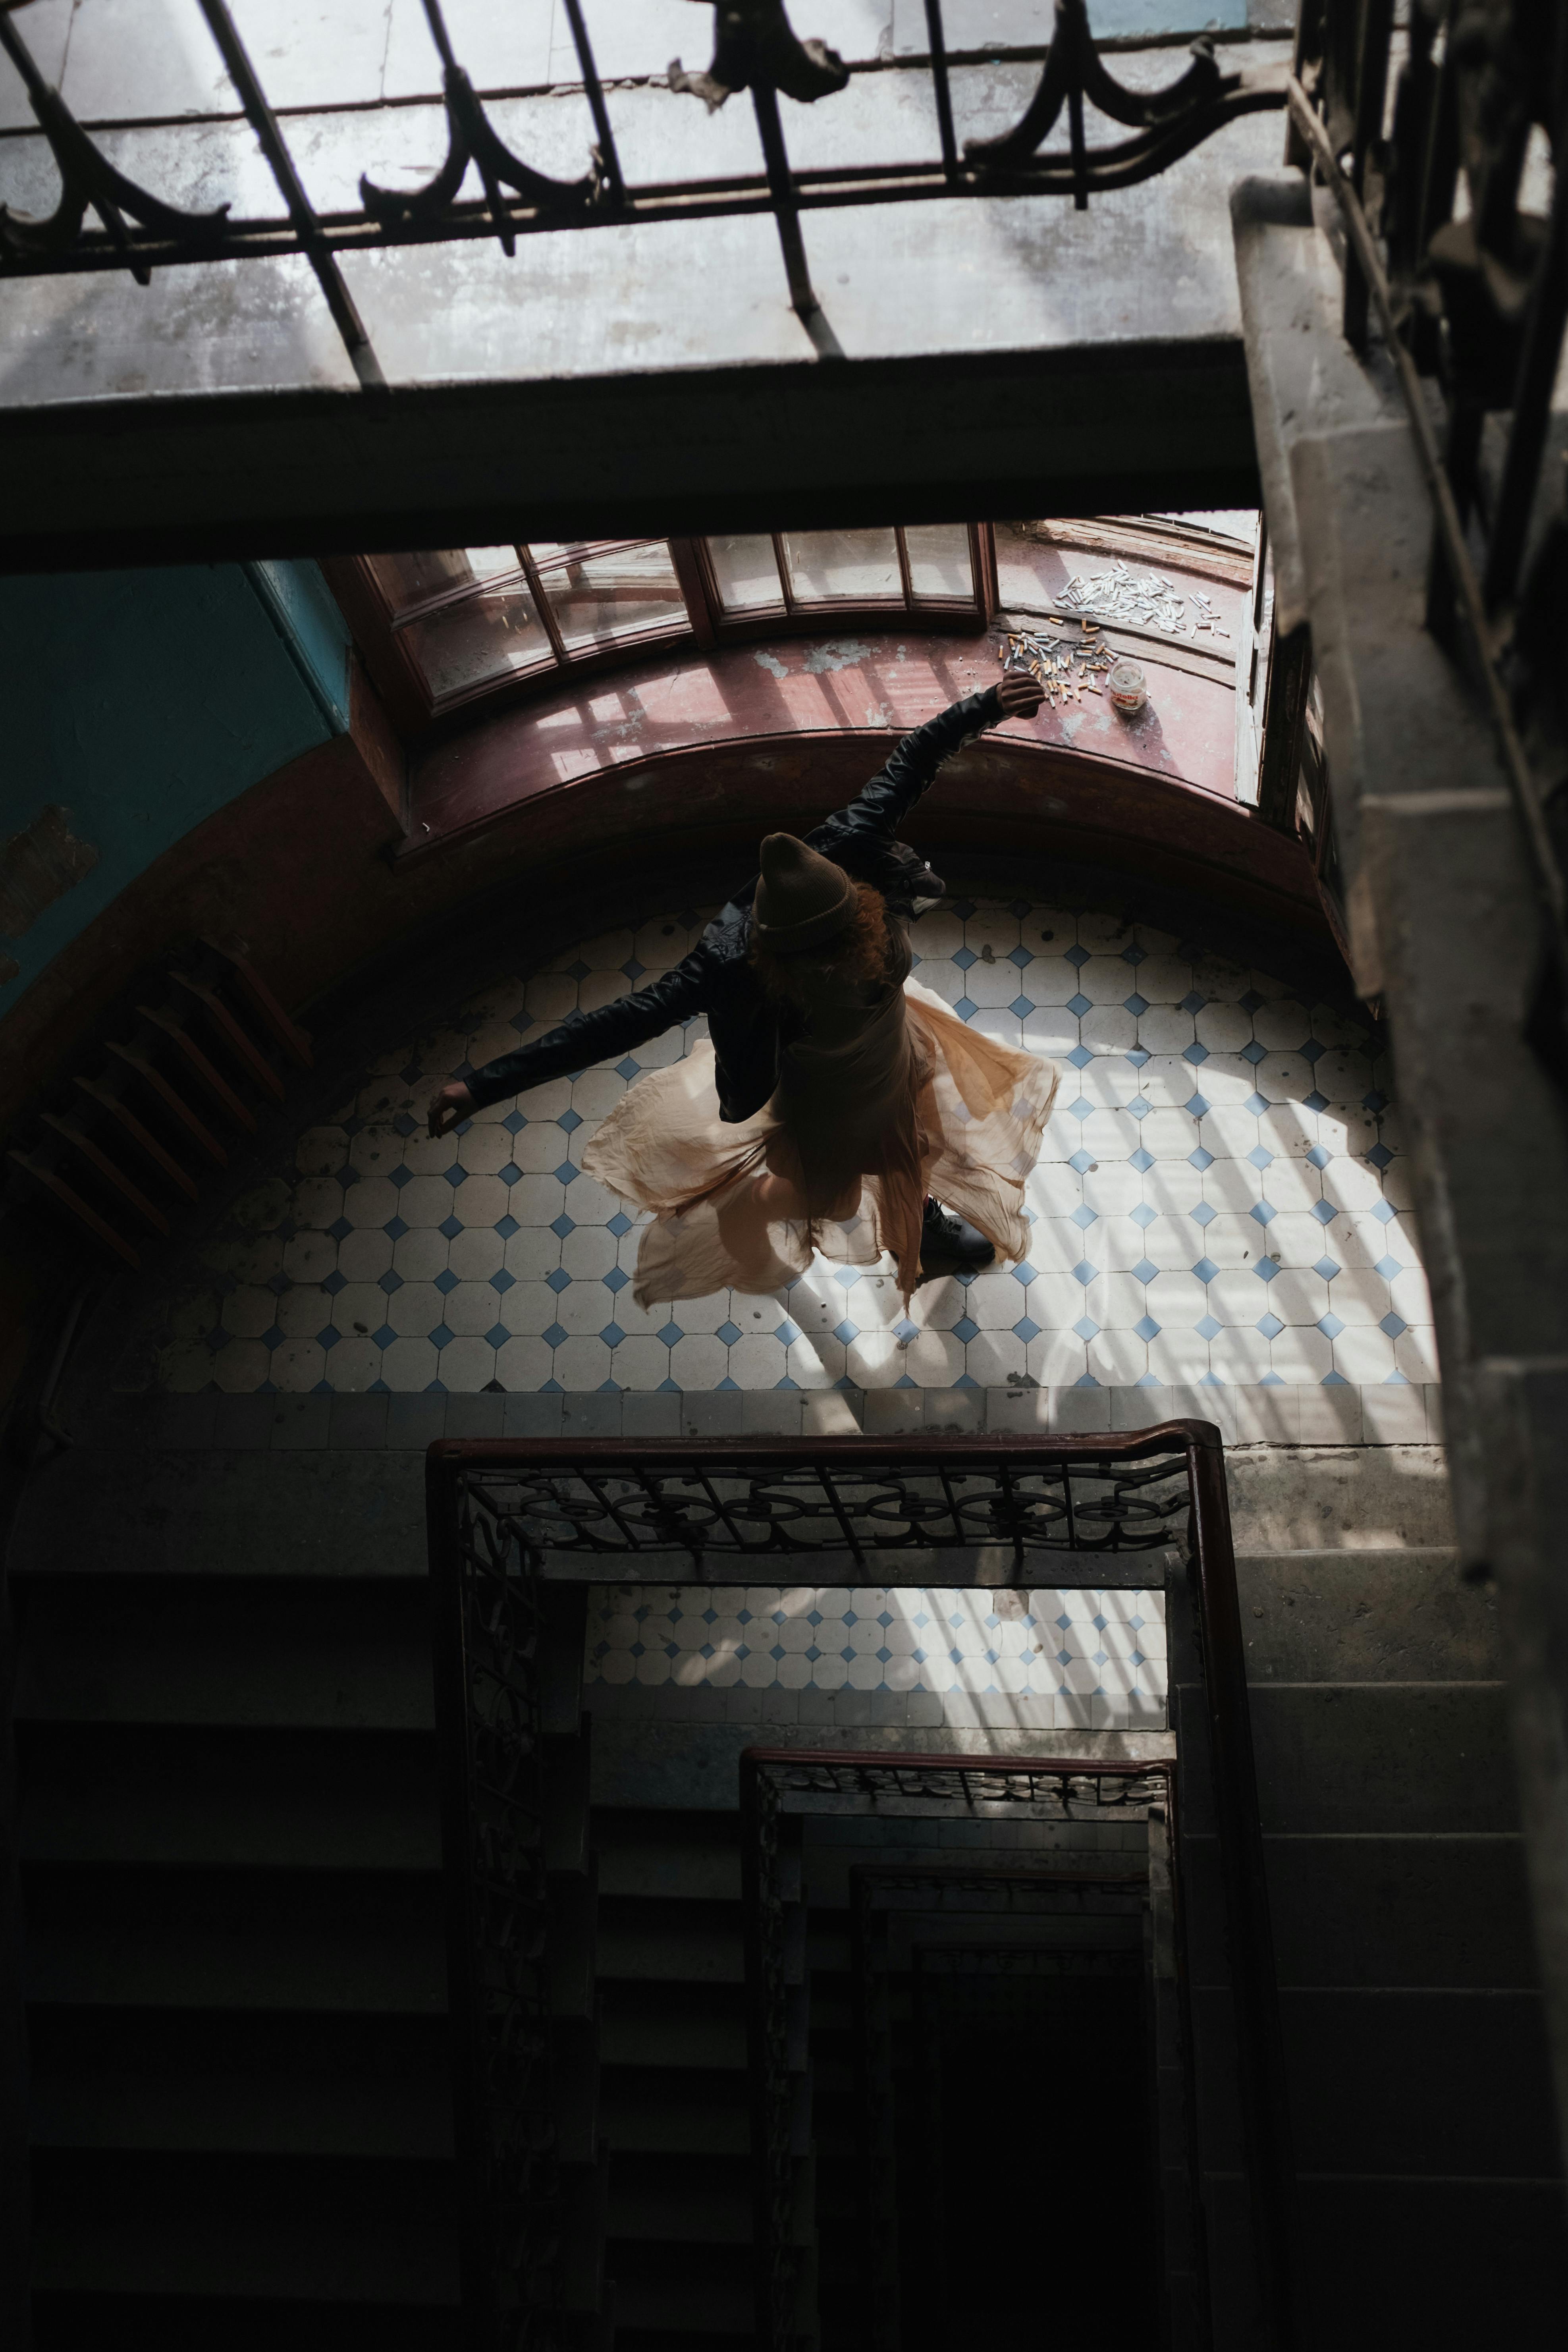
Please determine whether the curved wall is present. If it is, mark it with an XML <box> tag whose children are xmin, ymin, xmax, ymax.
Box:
<box><xmin>0</xmin><ymin>561</ymin><xmax>349</xmax><ymax>1007</ymax></box>
<box><xmin>0</xmin><ymin>623</ymin><xmax>1325</xmax><ymax>1140</ymax></box>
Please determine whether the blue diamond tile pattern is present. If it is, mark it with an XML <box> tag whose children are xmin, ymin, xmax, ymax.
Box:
<box><xmin>150</xmin><ymin>897</ymin><xmax>1431</xmax><ymax>1401</ymax></box>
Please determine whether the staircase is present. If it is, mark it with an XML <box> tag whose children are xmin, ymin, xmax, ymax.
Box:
<box><xmin>12</xmin><ymin>1548</ymin><xmax>461</xmax><ymax>2348</ymax></box>
<box><xmin>594</xmin><ymin>1807</ymin><xmax>754</xmax><ymax>2348</ymax></box>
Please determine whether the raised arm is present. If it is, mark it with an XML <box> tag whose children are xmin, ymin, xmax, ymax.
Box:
<box><xmin>808</xmin><ymin>672</ymin><xmax>1043</xmax><ymax>861</ymax></box>
<box><xmin>428</xmin><ymin>946</ymin><xmax>714</xmax><ymax>1136</ymax></box>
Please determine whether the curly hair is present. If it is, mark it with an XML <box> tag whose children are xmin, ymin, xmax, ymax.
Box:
<box><xmin>750</xmin><ymin>882</ymin><xmax>899</xmax><ymax>1007</ymax></box>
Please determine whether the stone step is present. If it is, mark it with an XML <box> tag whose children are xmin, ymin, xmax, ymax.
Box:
<box><xmin>23</xmin><ymin>1863</ymin><xmax>446</xmax><ymax>2012</ymax></box>
<box><xmin>596</xmin><ymin>1896</ymin><xmax>744</xmax><ymax>1985</ymax></box>
<box><xmin>593</xmin><ymin>1807</ymin><xmax>743</xmax><ymax>1903</ymax></box>
<box><xmin>14</xmin><ymin>1574</ymin><xmax>435</xmax><ymax>1731</ymax></box>
<box><xmin>30</xmin><ymin>2292</ymin><xmax>466</xmax><ymax>2350</ymax></box>
<box><xmin>600</xmin><ymin>1983</ymin><xmax>748</xmax><ymax>2073</ymax></box>
<box><xmin>27</xmin><ymin>2006</ymin><xmax>453</xmax><ymax>2159</ymax></box>
<box><xmin>609</xmin><ymin>2153</ymin><xmax>753</xmax><ymax>2244</ymax></box>
<box><xmin>609</xmin><ymin>2251</ymin><xmax>755</xmax><ymax>2338</ymax></box>
<box><xmin>601</xmin><ymin>2069</ymin><xmax>750</xmax><ymax>2157</ymax></box>
<box><xmin>1172</xmin><ymin>1682</ymin><xmax>1517</xmax><ymax>1835</ymax></box>
<box><xmin>1182</xmin><ymin>1832</ymin><xmax>1535</xmax><ymax>1988</ymax></box>
<box><xmin>18</xmin><ymin>1723</ymin><xmax>440</xmax><ymax>1869</ymax></box>
<box><xmin>30</xmin><ymin>2149</ymin><xmax>458</xmax><ymax>2303</ymax></box>
<box><xmin>1190</xmin><ymin>1985</ymin><xmax>1562</xmax><ymax>2180</ymax></box>
<box><xmin>10</xmin><ymin>1444</ymin><xmax>428</xmax><ymax>1581</ymax></box>
<box><xmin>1233</xmin><ymin>1549</ymin><xmax>1494</xmax><ymax>1681</ymax></box>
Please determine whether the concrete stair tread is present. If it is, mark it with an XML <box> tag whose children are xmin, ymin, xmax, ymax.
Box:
<box><xmin>23</xmin><ymin>1864</ymin><xmax>446</xmax><ymax>2011</ymax></box>
<box><xmin>611</xmin><ymin>2273</ymin><xmax>754</xmax><ymax>2334</ymax></box>
<box><xmin>30</xmin><ymin>2068</ymin><xmax>453</xmax><ymax>2159</ymax></box>
<box><xmin>27</xmin><ymin>2004</ymin><xmax>452</xmax><ymax>2159</ymax></box>
<box><xmin>596</xmin><ymin>1845</ymin><xmax>743</xmax><ymax>1902</ymax></box>
<box><xmin>609</xmin><ymin>2156</ymin><xmax>752</xmax><ymax>2243</ymax></box>
<box><xmin>602</xmin><ymin>2071</ymin><xmax>750</xmax><ymax>2156</ymax></box>
<box><xmin>30</xmin><ymin>2149</ymin><xmax>460</xmax><ymax>2302</ymax></box>
<box><xmin>29</xmin><ymin>2291</ymin><xmax>467</xmax><ymax>2350</ymax></box>
<box><xmin>18</xmin><ymin>1723</ymin><xmax>440</xmax><ymax>1868</ymax></box>
<box><xmin>600</xmin><ymin>2012</ymin><xmax>747</xmax><ymax>2070</ymax></box>
<box><xmin>10</xmin><ymin>1449</ymin><xmax>428</xmax><ymax>1582</ymax></box>
<box><xmin>596</xmin><ymin>1895</ymin><xmax>744</xmax><ymax>1984</ymax></box>
<box><xmin>14</xmin><ymin>1575</ymin><xmax>436</xmax><ymax>1731</ymax></box>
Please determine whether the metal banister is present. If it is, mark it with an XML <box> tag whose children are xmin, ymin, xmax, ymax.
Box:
<box><xmin>426</xmin><ymin>1420</ymin><xmax>1296</xmax><ymax>2346</ymax></box>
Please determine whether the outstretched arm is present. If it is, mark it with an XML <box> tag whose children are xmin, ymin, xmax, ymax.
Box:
<box><xmin>808</xmin><ymin>671</ymin><xmax>1044</xmax><ymax>863</ymax></box>
<box><xmin>428</xmin><ymin>947</ymin><xmax>713</xmax><ymax>1136</ymax></box>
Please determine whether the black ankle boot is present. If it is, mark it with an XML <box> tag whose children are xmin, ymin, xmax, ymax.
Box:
<box><xmin>920</xmin><ymin>1196</ymin><xmax>995</xmax><ymax>1275</ymax></box>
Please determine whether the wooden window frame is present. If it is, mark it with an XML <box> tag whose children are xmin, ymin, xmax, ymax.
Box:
<box><xmin>324</xmin><ymin>525</ymin><xmax>995</xmax><ymax>745</ymax></box>
<box><xmin>688</xmin><ymin>522</ymin><xmax>989</xmax><ymax>642</ymax></box>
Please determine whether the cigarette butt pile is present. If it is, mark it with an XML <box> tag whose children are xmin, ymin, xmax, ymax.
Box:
<box><xmin>999</xmin><ymin>621</ymin><xmax>1117</xmax><ymax>706</ymax></box>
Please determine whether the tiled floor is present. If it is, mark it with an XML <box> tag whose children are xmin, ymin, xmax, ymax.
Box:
<box><xmin>584</xmin><ymin>1580</ymin><xmax>1166</xmax><ymax>1733</ymax></box>
<box><xmin>154</xmin><ymin>895</ymin><xmax>1435</xmax><ymax>1399</ymax></box>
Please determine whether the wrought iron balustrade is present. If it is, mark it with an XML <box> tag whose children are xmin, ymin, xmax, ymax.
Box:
<box><xmin>425</xmin><ymin>1428</ymin><xmax>1193</xmax><ymax>1581</ymax></box>
<box><xmin>1285</xmin><ymin>0</ymin><xmax>1568</xmax><ymax>1082</ymax></box>
<box><xmin>747</xmin><ymin>1750</ymin><xmax>1203</xmax><ymax>2352</ymax></box>
<box><xmin>426</xmin><ymin>1424</ymin><xmax>1298</xmax><ymax>2348</ymax></box>
<box><xmin>427</xmin><ymin>1449</ymin><xmax>560</xmax><ymax>2350</ymax></box>
<box><xmin>0</xmin><ymin>0</ymin><xmax>1287</xmax><ymax>372</ymax></box>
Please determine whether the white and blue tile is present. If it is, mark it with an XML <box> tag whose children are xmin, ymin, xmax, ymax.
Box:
<box><xmin>155</xmin><ymin>899</ymin><xmax>1437</xmax><ymax>1399</ymax></box>
<box><xmin>584</xmin><ymin>1580</ymin><xmax>1167</xmax><ymax>1730</ymax></box>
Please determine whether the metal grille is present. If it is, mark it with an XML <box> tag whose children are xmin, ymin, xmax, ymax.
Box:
<box><xmin>427</xmin><ymin>1423</ymin><xmax>1295</xmax><ymax>2346</ymax></box>
<box><xmin>742</xmin><ymin>1751</ymin><xmax>1173</xmax><ymax>2352</ymax></box>
<box><xmin>430</xmin><ymin>1456</ymin><xmax>562</xmax><ymax>2350</ymax></box>
<box><xmin>0</xmin><ymin>0</ymin><xmax>1286</xmax><ymax>369</ymax></box>
<box><xmin>1287</xmin><ymin>0</ymin><xmax>1568</xmax><ymax>1075</ymax></box>
<box><xmin>751</xmin><ymin>1752</ymin><xmax>1171</xmax><ymax>1810</ymax></box>
<box><xmin>440</xmin><ymin>1436</ymin><xmax>1191</xmax><ymax>1574</ymax></box>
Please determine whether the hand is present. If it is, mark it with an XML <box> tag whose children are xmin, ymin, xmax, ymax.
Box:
<box><xmin>428</xmin><ymin>1080</ymin><xmax>473</xmax><ymax>1139</ymax></box>
<box><xmin>995</xmin><ymin>668</ymin><xmax>1046</xmax><ymax>718</ymax></box>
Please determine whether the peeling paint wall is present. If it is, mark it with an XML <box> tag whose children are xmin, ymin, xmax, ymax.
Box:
<box><xmin>0</xmin><ymin>560</ymin><xmax>349</xmax><ymax>1012</ymax></box>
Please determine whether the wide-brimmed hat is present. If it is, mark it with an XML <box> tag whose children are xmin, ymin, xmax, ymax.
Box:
<box><xmin>753</xmin><ymin>832</ymin><xmax>858</xmax><ymax>953</ymax></box>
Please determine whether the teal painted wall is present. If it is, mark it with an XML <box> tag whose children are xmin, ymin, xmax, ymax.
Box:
<box><xmin>0</xmin><ymin>562</ymin><xmax>350</xmax><ymax>1007</ymax></box>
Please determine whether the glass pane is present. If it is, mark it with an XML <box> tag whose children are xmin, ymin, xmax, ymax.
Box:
<box><xmin>708</xmin><ymin>534</ymin><xmax>784</xmax><ymax>613</ymax></box>
<box><xmin>532</xmin><ymin>541</ymin><xmax>688</xmax><ymax>654</ymax></box>
<box><xmin>781</xmin><ymin>527</ymin><xmax>901</xmax><ymax>604</ymax></box>
<box><xmin>905</xmin><ymin>523</ymin><xmax>973</xmax><ymax>602</ymax></box>
<box><xmin>991</xmin><ymin>520</ymin><xmax>1070</xmax><ymax>613</ymax></box>
<box><xmin>401</xmin><ymin>581</ymin><xmax>554</xmax><ymax>704</ymax></box>
<box><xmin>368</xmin><ymin>546</ymin><xmax>515</xmax><ymax>616</ymax></box>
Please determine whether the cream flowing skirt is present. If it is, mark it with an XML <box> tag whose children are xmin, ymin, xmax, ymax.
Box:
<box><xmin>580</xmin><ymin>979</ymin><xmax>1059</xmax><ymax>1308</ymax></box>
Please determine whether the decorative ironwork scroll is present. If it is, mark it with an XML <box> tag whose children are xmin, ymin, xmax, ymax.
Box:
<box><xmin>0</xmin><ymin>0</ymin><xmax>1286</xmax><ymax>365</ymax></box>
<box><xmin>444</xmin><ymin>1440</ymin><xmax>1191</xmax><ymax>1570</ymax></box>
<box><xmin>428</xmin><ymin>1424</ymin><xmax>1296</xmax><ymax>2348</ymax></box>
<box><xmin>0</xmin><ymin>9</ymin><xmax>231</xmax><ymax>285</ymax></box>
<box><xmin>428</xmin><ymin>1460</ymin><xmax>563</xmax><ymax>2350</ymax></box>
<box><xmin>1288</xmin><ymin>0</ymin><xmax>1568</xmax><ymax>1084</ymax></box>
<box><xmin>965</xmin><ymin>0</ymin><xmax>1286</xmax><ymax>209</ymax></box>
<box><xmin>743</xmin><ymin>1753</ymin><xmax>1173</xmax><ymax>2352</ymax></box>
<box><xmin>360</xmin><ymin>0</ymin><xmax>608</xmax><ymax>252</ymax></box>
<box><xmin>669</xmin><ymin>0</ymin><xmax>851</xmax><ymax>111</ymax></box>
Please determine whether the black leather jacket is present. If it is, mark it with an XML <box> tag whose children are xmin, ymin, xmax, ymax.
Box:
<box><xmin>467</xmin><ymin>684</ymin><xmax>1003</xmax><ymax>1123</ymax></box>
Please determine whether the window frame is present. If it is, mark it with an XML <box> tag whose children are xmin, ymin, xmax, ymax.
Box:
<box><xmin>324</xmin><ymin>524</ymin><xmax>992</xmax><ymax>740</ymax></box>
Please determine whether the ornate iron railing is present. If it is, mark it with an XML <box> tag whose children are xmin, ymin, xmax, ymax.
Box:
<box><xmin>427</xmin><ymin>1451</ymin><xmax>563</xmax><ymax>2350</ymax></box>
<box><xmin>1286</xmin><ymin>0</ymin><xmax>1568</xmax><ymax>1078</ymax></box>
<box><xmin>740</xmin><ymin>1756</ymin><xmax>1199</xmax><ymax>2352</ymax></box>
<box><xmin>426</xmin><ymin>1424</ymin><xmax>1297</xmax><ymax>2347</ymax></box>
<box><xmin>845</xmin><ymin>1845</ymin><xmax>1202</xmax><ymax>2351</ymax></box>
<box><xmin>422</xmin><ymin>1430</ymin><xmax>1192</xmax><ymax>1578</ymax></box>
<box><xmin>0</xmin><ymin>0</ymin><xmax>1286</xmax><ymax>369</ymax></box>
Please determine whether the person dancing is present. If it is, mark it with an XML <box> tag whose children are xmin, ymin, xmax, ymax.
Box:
<box><xmin>428</xmin><ymin>671</ymin><xmax>1057</xmax><ymax>1308</ymax></box>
